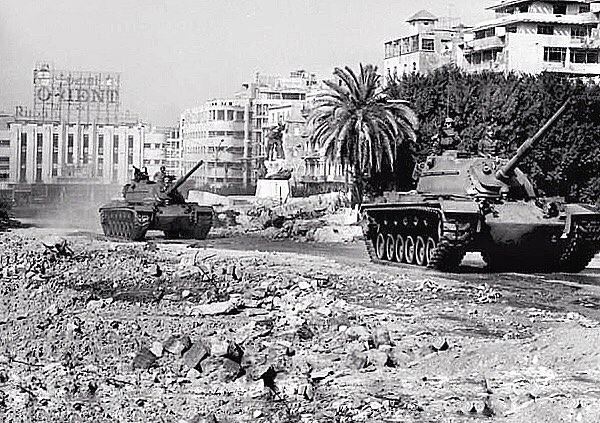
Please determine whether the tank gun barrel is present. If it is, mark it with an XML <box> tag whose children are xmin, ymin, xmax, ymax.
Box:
<box><xmin>167</xmin><ymin>161</ymin><xmax>204</xmax><ymax>195</ymax></box>
<box><xmin>496</xmin><ymin>99</ymin><xmax>570</xmax><ymax>181</ymax></box>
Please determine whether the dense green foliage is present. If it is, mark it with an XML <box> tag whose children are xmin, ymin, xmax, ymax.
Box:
<box><xmin>386</xmin><ymin>67</ymin><xmax>600</xmax><ymax>203</ymax></box>
<box><xmin>308</xmin><ymin>64</ymin><xmax>418</xmax><ymax>205</ymax></box>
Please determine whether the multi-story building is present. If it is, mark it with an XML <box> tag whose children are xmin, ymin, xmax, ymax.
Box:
<box><xmin>6</xmin><ymin>112</ymin><xmax>145</xmax><ymax>185</ymax></box>
<box><xmin>142</xmin><ymin>126</ymin><xmax>183</xmax><ymax>179</ymax></box>
<box><xmin>384</xmin><ymin>11</ymin><xmax>465</xmax><ymax>76</ymax></box>
<box><xmin>181</xmin><ymin>99</ymin><xmax>248</xmax><ymax>189</ymax></box>
<box><xmin>459</xmin><ymin>0</ymin><xmax>600</xmax><ymax>74</ymax></box>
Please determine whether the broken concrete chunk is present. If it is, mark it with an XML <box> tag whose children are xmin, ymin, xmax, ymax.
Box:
<box><xmin>132</xmin><ymin>347</ymin><xmax>157</xmax><ymax>370</ymax></box>
<box><xmin>150</xmin><ymin>341</ymin><xmax>164</xmax><ymax>358</ymax></box>
<box><xmin>345</xmin><ymin>325</ymin><xmax>371</xmax><ymax>342</ymax></box>
<box><xmin>192</xmin><ymin>300</ymin><xmax>238</xmax><ymax>316</ymax></box>
<box><xmin>183</xmin><ymin>341</ymin><xmax>210</xmax><ymax>370</ymax></box>
<box><xmin>164</xmin><ymin>335</ymin><xmax>192</xmax><ymax>357</ymax></box>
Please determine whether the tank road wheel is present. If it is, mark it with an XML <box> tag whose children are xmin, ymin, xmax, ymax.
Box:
<box><xmin>415</xmin><ymin>236</ymin><xmax>427</xmax><ymax>266</ymax></box>
<box><xmin>395</xmin><ymin>235</ymin><xmax>405</xmax><ymax>263</ymax></box>
<box><xmin>385</xmin><ymin>234</ymin><xmax>396</xmax><ymax>261</ymax></box>
<box><xmin>425</xmin><ymin>237</ymin><xmax>437</xmax><ymax>265</ymax></box>
<box><xmin>405</xmin><ymin>235</ymin><xmax>416</xmax><ymax>264</ymax></box>
<box><xmin>375</xmin><ymin>232</ymin><xmax>386</xmax><ymax>260</ymax></box>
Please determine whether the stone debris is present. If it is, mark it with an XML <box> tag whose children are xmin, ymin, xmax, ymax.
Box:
<box><xmin>1</xmin><ymin>231</ymin><xmax>599</xmax><ymax>422</ymax></box>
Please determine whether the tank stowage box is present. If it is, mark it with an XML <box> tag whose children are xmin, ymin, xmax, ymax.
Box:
<box><xmin>360</xmin><ymin>100</ymin><xmax>600</xmax><ymax>272</ymax></box>
<box><xmin>99</xmin><ymin>161</ymin><xmax>213</xmax><ymax>241</ymax></box>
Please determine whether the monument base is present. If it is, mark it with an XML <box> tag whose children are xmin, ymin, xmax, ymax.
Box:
<box><xmin>255</xmin><ymin>179</ymin><xmax>291</xmax><ymax>203</ymax></box>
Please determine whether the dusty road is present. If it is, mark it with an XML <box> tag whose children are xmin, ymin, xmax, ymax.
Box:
<box><xmin>2</xmin><ymin>223</ymin><xmax>600</xmax><ymax>422</ymax></box>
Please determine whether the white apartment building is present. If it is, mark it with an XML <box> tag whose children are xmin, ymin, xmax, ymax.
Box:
<box><xmin>384</xmin><ymin>11</ymin><xmax>465</xmax><ymax>76</ymax></box>
<box><xmin>460</xmin><ymin>0</ymin><xmax>600</xmax><ymax>74</ymax></box>
<box><xmin>181</xmin><ymin>99</ymin><xmax>249</xmax><ymax>189</ymax></box>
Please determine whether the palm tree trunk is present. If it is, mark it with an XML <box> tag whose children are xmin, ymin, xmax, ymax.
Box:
<box><xmin>350</xmin><ymin>163</ymin><xmax>364</xmax><ymax>207</ymax></box>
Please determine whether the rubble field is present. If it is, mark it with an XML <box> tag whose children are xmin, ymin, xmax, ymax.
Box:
<box><xmin>1</xmin><ymin>230</ymin><xmax>600</xmax><ymax>422</ymax></box>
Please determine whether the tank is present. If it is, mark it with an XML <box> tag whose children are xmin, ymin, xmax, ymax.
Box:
<box><xmin>360</xmin><ymin>100</ymin><xmax>600</xmax><ymax>272</ymax></box>
<box><xmin>99</xmin><ymin>161</ymin><xmax>213</xmax><ymax>241</ymax></box>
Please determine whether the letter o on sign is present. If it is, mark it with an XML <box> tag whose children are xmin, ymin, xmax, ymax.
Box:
<box><xmin>36</xmin><ymin>86</ymin><xmax>51</xmax><ymax>102</ymax></box>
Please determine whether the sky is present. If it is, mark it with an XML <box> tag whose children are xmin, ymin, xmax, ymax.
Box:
<box><xmin>0</xmin><ymin>0</ymin><xmax>494</xmax><ymax>125</ymax></box>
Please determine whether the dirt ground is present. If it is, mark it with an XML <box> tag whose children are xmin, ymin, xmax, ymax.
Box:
<box><xmin>1</xmin><ymin>225</ymin><xmax>600</xmax><ymax>422</ymax></box>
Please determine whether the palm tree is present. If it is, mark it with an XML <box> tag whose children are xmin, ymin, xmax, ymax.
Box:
<box><xmin>308</xmin><ymin>64</ymin><xmax>418</xmax><ymax>206</ymax></box>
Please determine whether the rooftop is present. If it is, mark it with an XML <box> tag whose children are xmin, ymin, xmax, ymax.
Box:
<box><xmin>468</xmin><ymin>11</ymin><xmax>597</xmax><ymax>31</ymax></box>
<box><xmin>406</xmin><ymin>9</ymin><xmax>438</xmax><ymax>22</ymax></box>
<box><xmin>487</xmin><ymin>0</ymin><xmax>590</xmax><ymax>10</ymax></box>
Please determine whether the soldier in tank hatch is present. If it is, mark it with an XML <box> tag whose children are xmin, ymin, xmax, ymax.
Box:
<box><xmin>432</xmin><ymin>117</ymin><xmax>463</xmax><ymax>153</ymax></box>
<box><xmin>478</xmin><ymin>126</ymin><xmax>499</xmax><ymax>157</ymax></box>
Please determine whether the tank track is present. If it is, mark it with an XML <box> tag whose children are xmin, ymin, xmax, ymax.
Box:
<box><xmin>100</xmin><ymin>209</ymin><xmax>151</xmax><ymax>241</ymax></box>
<box><xmin>558</xmin><ymin>220</ymin><xmax>600</xmax><ymax>272</ymax></box>
<box><xmin>361</xmin><ymin>206</ymin><xmax>475</xmax><ymax>272</ymax></box>
<box><xmin>427</xmin><ymin>221</ymin><xmax>473</xmax><ymax>271</ymax></box>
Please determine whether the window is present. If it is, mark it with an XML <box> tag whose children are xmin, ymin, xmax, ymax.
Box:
<box><xmin>553</xmin><ymin>3</ymin><xmax>567</xmax><ymax>14</ymax></box>
<box><xmin>20</xmin><ymin>133</ymin><xmax>27</xmax><ymax>182</ymax></box>
<box><xmin>422</xmin><ymin>39</ymin><xmax>435</xmax><ymax>51</ymax></box>
<box><xmin>580</xmin><ymin>4</ymin><xmax>591</xmax><ymax>13</ymax></box>
<box><xmin>571</xmin><ymin>26</ymin><xmax>588</xmax><ymax>38</ymax></box>
<box><xmin>52</xmin><ymin>134</ymin><xmax>59</xmax><ymax>177</ymax></box>
<box><xmin>544</xmin><ymin>47</ymin><xmax>567</xmax><ymax>63</ymax></box>
<box><xmin>474</xmin><ymin>28</ymin><xmax>495</xmax><ymax>39</ymax></box>
<box><xmin>410</xmin><ymin>35</ymin><xmax>419</xmax><ymax>52</ymax></box>
<box><xmin>227</xmin><ymin>110</ymin><xmax>234</xmax><ymax>120</ymax></box>
<box><xmin>97</xmin><ymin>157</ymin><xmax>103</xmax><ymax>177</ymax></box>
<box><xmin>0</xmin><ymin>139</ymin><xmax>9</xmax><ymax>147</ymax></box>
<box><xmin>82</xmin><ymin>134</ymin><xmax>89</xmax><ymax>164</ymax></box>
<box><xmin>127</xmin><ymin>135</ymin><xmax>134</xmax><ymax>165</ymax></box>
<box><xmin>98</xmin><ymin>134</ymin><xmax>104</xmax><ymax>156</ymax></box>
<box><xmin>0</xmin><ymin>156</ymin><xmax>8</xmax><ymax>180</ymax></box>
<box><xmin>538</xmin><ymin>25</ymin><xmax>554</xmax><ymax>35</ymax></box>
<box><xmin>570</xmin><ymin>49</ymin><xmax>599</xmax><ymax>63</ymax></box>
<box><xmin>236</xmin><ymin>111</ymin><xmax>244</xmax><ymax>121</ymax></box>
<box><xmin>36</xmin><ymin>134</ymin><xmax>43</xmax><ymax>182</ymax></box>
<box><xmin>506</xmin><ymin>25</ymin><xmax>517</xmax><ymax>33</ymax></box>
<box><xmin>67</xmin><ymin>134</ymin><xmax>74</xmax><ymax>164</ymax></box>
<box><xmin>217</xmin><ymin>110</ymin><xmax>225</xmax><ymax>120</ymax></box>
<box><xmin>113</xmin><ymin>135</ymin><xmax>119</xmax><ymax>164</ymax></box>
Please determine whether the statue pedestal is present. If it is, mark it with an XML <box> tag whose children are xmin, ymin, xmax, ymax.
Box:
<box><xmin>255</xmin><ymin>179</ymin><xmax>291</xmax><ymax>203</ymax></box>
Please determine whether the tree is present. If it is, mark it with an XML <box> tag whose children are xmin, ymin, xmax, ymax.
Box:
<box><xmin>308</xmin><ymin>64</ymin><xmax>418</xmax><ymax>206</ymax></box>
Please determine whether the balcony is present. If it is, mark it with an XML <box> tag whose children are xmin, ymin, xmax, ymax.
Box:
<box><xmin>464</xmin><ymin>36</ymin><xmax>505</xmax><ymax>52</ymax></box>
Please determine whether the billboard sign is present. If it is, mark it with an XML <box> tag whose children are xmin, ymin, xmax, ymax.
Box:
<box><xmin>32</xmin><ymin>63</ymin><xmax>122</xmax><ymax>123</ymax></box>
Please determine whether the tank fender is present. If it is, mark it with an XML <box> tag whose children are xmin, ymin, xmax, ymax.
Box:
<box><xmin>563</xmin><ymin>204</ymin><xmax>600</xmax><ymax>236</ymax></box>
<box><xmin>439</xmin><ymin>200</ymin><xmax>479</xmax><ymax>214</ymax></box>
